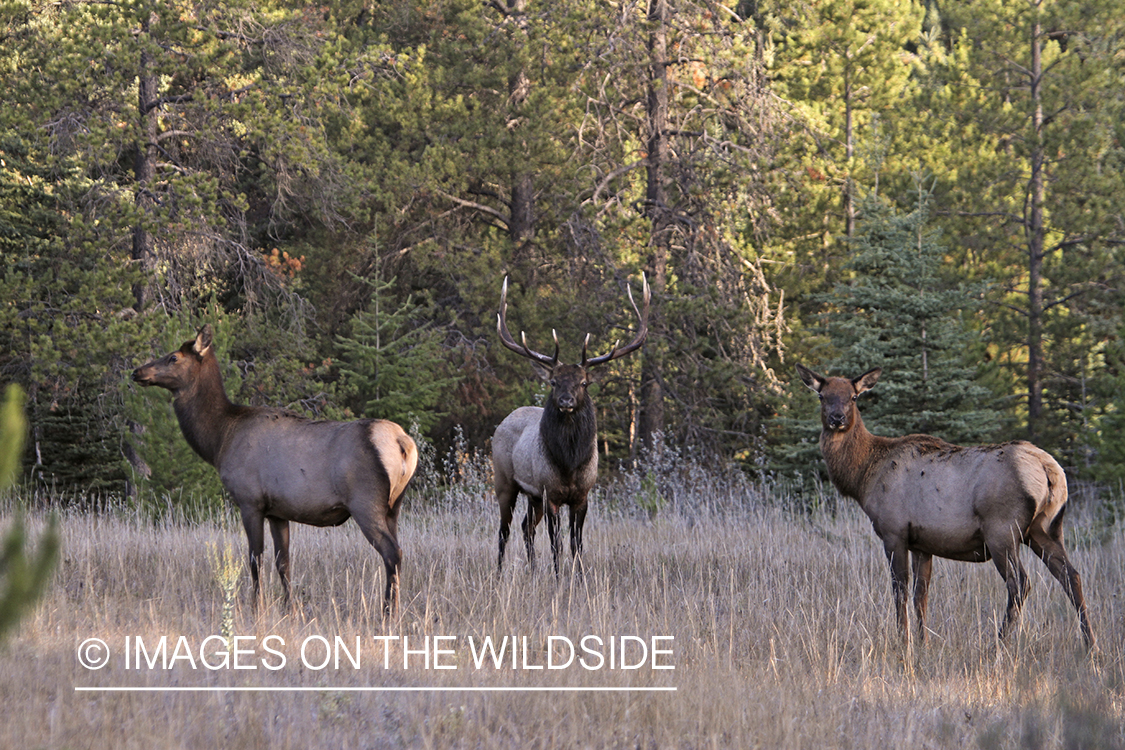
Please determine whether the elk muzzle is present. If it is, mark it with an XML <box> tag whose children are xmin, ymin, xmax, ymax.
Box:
<box><xmin>825</xmin><ymin>410</ymin><xmax>849</xmax><ymax>431</ymax></box>
<box><xmin>133</xmin><ymin>366</ymin><xmax>155</xmax><ymax>386</ymax></box>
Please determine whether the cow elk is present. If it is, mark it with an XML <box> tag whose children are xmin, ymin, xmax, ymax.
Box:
<box><xmin>796</xmin><ymin>364</ymin><xmax>1093</xmax><ymax>649</ymax></box>
<box><xmin>133</xmin><ymin>325</ymin><xmax>418</xmax><ymax>615</ymax></box>
<box><xmin>494</xmin><ymin>276</ymin><xmax>650</xmax><ymax>575</ymax></box>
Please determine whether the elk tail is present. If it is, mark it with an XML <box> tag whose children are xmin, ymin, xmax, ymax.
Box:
<box><xmin>369</xmin><ymin>421</ymin><xmax>419</xmax><ymax>507</ymax></box>
<box><xmin>391</xmin><ymin>432</ymin><xmax>419</xmax><ymax>506</ymax></box>
<box><xmin>1037</xmin><ymin>449</ymin><xmax>1070</xmax><ymax>539</ymax></box>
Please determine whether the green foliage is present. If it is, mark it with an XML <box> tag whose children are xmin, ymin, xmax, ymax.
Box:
<box><xmin>1091</xmin><ymin>333</ymin><xmax>1125</xmax><ymax>486</ymax></box>
<box><xmin>335</xmin><ymin>275</ymin><xmax>460</xmax><ymax>433</ymax></box>
<box><xmin>0</xmin><ymin>386</ymin><xmax>27</xmax><ymax>489</ymax></box>
<box><xmin>773</xmin><ymin>189</ymin><xmax>1001</xmax><ymax>481</ymax></box>
<box><xmin>0</xmin><ymin>130</ymin><xmax>157</xmax><ymax>493</ymax></box>
<box><xmin>917</xmin><ymin>0</ymin><xmax>1125</xmax><ymax>461</ymax></box>
<box><xmin>2</xmin><ymin>0</ymin><xmax>1125</xmax><ymax>495</ymax></box>
<box><xmin>0</xmin><ymin>384</ymin><xmax>59</xmax><ymax>641</ymax></box>
<box><xmin>818</xmin><ymin>190</ymin><xmax>999</xmax><ymax>444</ymax></box>
<box><xmin>761</xmin><ymin>0</ymin><xmax>928</xmax><ymax>312</ymax></box>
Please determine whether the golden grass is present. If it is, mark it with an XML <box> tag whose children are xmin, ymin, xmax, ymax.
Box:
<box><xmin>2</xmin><ymin>480</ymin><xmax>1123</xmax><ymax>749</ymax></box>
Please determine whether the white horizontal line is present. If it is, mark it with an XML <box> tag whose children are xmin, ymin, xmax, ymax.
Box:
<box><xmin>75</xmin><ymin>686</ymin><xmax>677</xmax><ymax>693</ymax></box>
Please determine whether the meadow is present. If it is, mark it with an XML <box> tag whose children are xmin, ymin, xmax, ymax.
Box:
<box><xmin>2</xmin><ymin>451</ymin><xmax>1123</xmax><ymax>749</ymax></box>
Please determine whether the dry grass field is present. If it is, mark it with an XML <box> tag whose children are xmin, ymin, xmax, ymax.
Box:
<box><xmin>2</xmin><ymin>461</ymin><xmax>1123</xmax><ymax>749</ymax></box>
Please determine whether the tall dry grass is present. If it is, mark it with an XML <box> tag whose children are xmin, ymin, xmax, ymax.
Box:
<box><xmin>1</xmin><ymin>460</ymin><xmax>1122</xmax><ymax>749</ymax></box>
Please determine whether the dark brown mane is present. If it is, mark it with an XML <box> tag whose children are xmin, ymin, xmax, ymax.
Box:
<box><xmin>539</xmin><ymin>397</ymin><xmax>597</xmax><ymax>482</ymax></box>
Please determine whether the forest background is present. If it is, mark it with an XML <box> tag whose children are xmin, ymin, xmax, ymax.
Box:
<box><xmin>2</xmin><ymin>0</ymin><xmax>1125</xmax><ymax>507</ymax></box>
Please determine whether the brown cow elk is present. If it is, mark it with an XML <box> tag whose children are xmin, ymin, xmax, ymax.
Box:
<box><xmin>494</xmin><ymin>276</ymin><xmax>649</xmax><ymax>575</ymax></box>
<box><xmin>796</xmin><ymin>364</ymin><xmax>1093</xmax><ymax>649</ymax></box>
<box><xmin>133</xmin><ymin>325</ymin><xmax>418</xmax><ymax>615</ymax></box>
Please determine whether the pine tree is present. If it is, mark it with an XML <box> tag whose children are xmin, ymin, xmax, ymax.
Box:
<box><xmin>918</xmin><ymin>0</ymin><xmax>1125</xmax><ymax>461</ymax></box>
<box><xmin>334</xmin><ymin>275</ymin><xmax>460</xmax><ymax>434</ymax></box>
<box><xmin>775</xmin><ymin>187</ymin><xmax>999</xmax><ymax>485</ymax></box>
<box><xmin>821</xmin><ymin>189</ymin><xmax>997</xmax><ymax>443</ymax></box>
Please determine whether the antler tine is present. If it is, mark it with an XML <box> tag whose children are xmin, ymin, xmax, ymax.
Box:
<box><xmin>497</xmin><ymin>276</ymin><xmax>559</xmax><ymax>367</ymax></box>
<box><xmin>584</xmin><ymin>274</ymin><xmax>651</xmax><ymax>368</ymax></box>
<box><xmin>627</xmin><ymin>271</ymin><xmax>650</xmax><ymax>319</ymax></box>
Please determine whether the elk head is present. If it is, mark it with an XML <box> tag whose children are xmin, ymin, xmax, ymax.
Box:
<box><xmin>497</xmin><ymin>276</ymin><xmax>650</xmax><ymax>411</ymax></box>
<box><xmin>133</xmin><ymin>326</ymin><xmax>214</xmax><ymax>395</ymax></box>
<box><xmin>796</xmin><ymin>364</ymin><xmax>881</xmax><ymax>433</ymax></box>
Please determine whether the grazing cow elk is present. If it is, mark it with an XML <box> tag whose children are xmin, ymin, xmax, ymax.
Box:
<box><xmin>796</xmin><ymin>364</ymin><xmax>1093</xmax><ymax>649</ymax></box>
<box><xmin>494</xmin><ymin>276</ymin><xmax>650</xmax><ymax>575</ymax></box>
<box><xmin>133</xmin><ymin>325</ymin><xmax>418</xmax><ymax>615</ymax></box>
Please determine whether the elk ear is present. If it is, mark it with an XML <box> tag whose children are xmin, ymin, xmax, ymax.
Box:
<box><xmin>852</xmin><ymin>367</ymin><xmax>881</xmax><ymax>395</ymax></box>
<box><xmin>795</xmin><ymin>363</ymin><xmax>826</xmax><ymax>394</ymax></box>
<box><xmin>193</xmin><ymin>325</ymin><xmax>214</xmax><ymax>357</ymax></box>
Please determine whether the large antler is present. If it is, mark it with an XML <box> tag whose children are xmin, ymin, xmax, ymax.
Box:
<box><xmin>582</xmin><ymin>273</ymin><xmax>650</xmax><ymax>368</ymax></box>
<box><xmin>497</xmin><ymin>277</ymin><xmax>560</xmax><ymax>368</ymax></box>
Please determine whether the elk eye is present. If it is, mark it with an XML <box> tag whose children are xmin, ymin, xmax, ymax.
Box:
<box><xmin>852</xmin><ymin>394</ymin><xmax>858</xmax><ymax>402</ymax></box>
<box><xmin>169</xmin><ymin>354</ymin><xmax>178</xmax><ymax>363</ymax></box>
<box><xmin>549</xmin><ymin>379</ymin><xmax>557</xmax><ymax>387</ymax></box>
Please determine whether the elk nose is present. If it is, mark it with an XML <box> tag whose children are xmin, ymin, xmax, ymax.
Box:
<box><xmin>557</xmin><ymin>395</ymin><xmax>576</xmax><ymax>411</ymax></box>
<box><xmin>827</xmin><ymin>413</ymin><xmax>847</xmax><ymax>429</ymax></box>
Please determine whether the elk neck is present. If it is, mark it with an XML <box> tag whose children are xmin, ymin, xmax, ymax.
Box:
<box><xmin>539</xmin><ymin>398</ymin><xmax>597</xmax><ymax>479</ymax></box>
<box><xmin>819</xmin><ymin>410</ymin><xmax>892</xmax><ymax>504</ymax></box>
<box><xmin>172</xmin><ymin>352</ymin><xmax>241</xmax><ymax>466</ymax></box>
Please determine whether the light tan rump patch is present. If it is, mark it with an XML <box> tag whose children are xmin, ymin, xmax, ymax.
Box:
<box><xmin>369</xmin><ymin>420</ymin><xmax>419</xmax><ymax>505</ymax></box>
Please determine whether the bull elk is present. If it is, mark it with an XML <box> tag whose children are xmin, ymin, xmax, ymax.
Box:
<box><xmin>133</xmin><ymin>325</ymin><xmax>418</xmax><ymax>615</ymax></box>
<box><xmin>796</xmin><ymin>364</ymin><xmax>1093</xmax><ymax>649</ymax></box>
<box><xmin>493</xmin><ymin>275</ymin><xmax>650</xmax><ymax>575</ymax></box>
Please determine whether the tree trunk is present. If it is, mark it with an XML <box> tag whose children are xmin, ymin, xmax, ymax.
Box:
<box><xmin>506</xmin><ymin>0</ymin><xmax>534</xmax><ymax>245</ymax></box>
<box><xmin>510</xmin><ymin>171</ymin><xmax>534</xmax><ymax>244</ymax></box>
<box><xmin>1026</xmin><ymin>19</ymin><xmax>1045</xmax><ymax>441</ymax></box>
<box><xmin>638</xmin><ymin>0</ymin><xmax>670</xmax><ymax>452</ymax></box>
<box><xmin>844</xmin><ymin>68</ymin><xmax>855</xmax><ymax>238</ymax></box>
<box><xmin>132</xmin><ymin>15</ymin><xmax>157</xmax><ymax>312</ymax></box>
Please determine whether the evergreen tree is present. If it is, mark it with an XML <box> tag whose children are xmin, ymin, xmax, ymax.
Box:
<box><xmin>765</xmin><ymin>0</ymin><xmax>926</xmax><ymax>238</ymax></box>
<box><xmin>1091</xmin><ymin>331</ymin><xmax>1125</xmax><ymax>486</ymax></box>
<box><xmin>759</xmin><ymin>0</ymin><xmax>928</xmax><ymax>324</ymax></box>
<box><xmin>775</xmin><ymin>188</ymin><xmax>999</xmax><ymax>482</ymax></box>
<box><xmin>821</xmin><ymin>190</ymin><xmax>997</xmax><ymax>443</ymax></box>
<box><xmin>570</xmin><ymin>0</ymin><xmax>790</xmax><ymax>459</ymax></box>
<box><xmin>0</xmin><ymin>131</ymin><xmax>153</xmax><ymax>493</ymax></box>
<box><xmin>919</xmin><ymin>0</ymin><xmax>1125</xmax><ymax>463</ymax></box>
<box><xmin>334</xmin><ymin>275</ymin><xmax>460</xmax><ymax>434</ymax></box>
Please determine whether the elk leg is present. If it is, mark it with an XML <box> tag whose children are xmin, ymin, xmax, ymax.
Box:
<box><xmin>988</xmin><ymin>541</ymin><xmax>1029</xmax><ymax>641</ymax></box>
<box><xmin>497</xmin><ymin>484</ymin><xmax>517</xmax><ymax>572</ymax></box>
<box><xmin>239</xmin><ymin>508</ymin><xmax>265</xmax><ymax>603</ymax></box>
<box><xmin>911</xmin><ymin>551</ymin><xmax>933</xmax><ymax>642</ymax></box>
<box><xmin>352</xmin><ymin>510</ymin><xmax>402</xmax><ymax>618</ymax></box>
<box><xmin>1028</xmin><ymin>528</ymin><xmax>1094</xmax><ymax>649</ymax></box>
<box><xmin>569</xmin><ymin>501</ymin><xmax>588</xmax><ymax>572</ymax></box>
<box><xmin>522</xmin><ymin>496</ymin><xmax>544</xmax><ymax>570</ymax></box>
<box><xmin>883</xmin><ymin>542</ymin><xmax>910</xmax><ymax>638</ymax></box>
<box><xmin>545</xmin><ymin>503</ymin><xmax>563</xmax><ymax>577</ymax></box>
<box><xmin>268</xmin><ymin>517</ymin><xmax>291</xmax><ymax>604</ymax></box>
